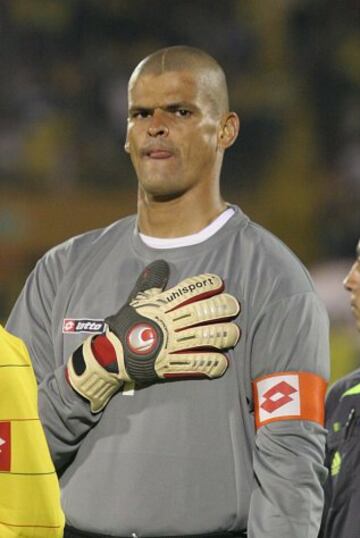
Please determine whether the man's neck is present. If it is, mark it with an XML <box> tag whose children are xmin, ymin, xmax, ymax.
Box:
<box><xmin>137</xmin><ymin>187</ymin><xmax>226</xmax><ymax>238</ymax></box>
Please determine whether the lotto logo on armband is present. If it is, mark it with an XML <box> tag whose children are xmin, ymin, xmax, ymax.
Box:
<box><xmin>63</xmin><ymin>318</ymin><xmax>105</xmax><ymax>334</ymax></box>
<box><xmin>252</xmin><ymin>371</ymin><xmax>327</xmax><ymax>429</ymax></box>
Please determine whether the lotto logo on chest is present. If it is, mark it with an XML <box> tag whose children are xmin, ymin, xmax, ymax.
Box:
<box><xmin>63</xmin><ymin>318</ymin><xmax>105</xmax><ymax>334</ymax></box>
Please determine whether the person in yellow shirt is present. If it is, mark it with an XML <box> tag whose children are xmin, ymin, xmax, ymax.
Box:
<box><xmin>0</xmin><ymin>325</ymin><xmax>64</xmax><ymax>537</ymax></box>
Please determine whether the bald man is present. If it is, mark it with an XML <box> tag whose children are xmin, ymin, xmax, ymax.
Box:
<box><xmin>7</xmin><ymin>46</ymin><xmax>329</xmax><ymax>538</ymax></box>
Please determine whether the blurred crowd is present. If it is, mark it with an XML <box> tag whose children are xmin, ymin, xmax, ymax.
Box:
<box><xmin>0</xmin><ymin>0</ymin><xmax>359</xmax><ymax>249</ymax></box>
<box><xmin>0</xmin><ymin>0</ymin><xmax>359</xmax><ymax>377</ymax></box>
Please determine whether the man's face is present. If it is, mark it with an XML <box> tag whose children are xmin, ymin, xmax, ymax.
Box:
<box><xmin>125</xmin><ymin>70</ymin><xmax>222</xmax><ymax>199</ymax></box>
<box><xmin>343</xmin><ymin>240</ymin><xmax>360</xmax><ymax>330</ymax></box>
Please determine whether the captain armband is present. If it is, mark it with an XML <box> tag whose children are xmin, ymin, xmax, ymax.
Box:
<box><xmin>252</xmin><ymin>371</ymin><xmax>327</xmax><ymax>430</ymax></box>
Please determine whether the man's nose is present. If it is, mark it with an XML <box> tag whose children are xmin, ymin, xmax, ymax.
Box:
<box><xmin>343</xmin><ymin>263</ymin><xmax>357</xmax><ymax>291</ymax></box>
<box><xmin>147</xmin><ymin>110</ymin><xmax>169</xmax><ymax>137</ymax></box>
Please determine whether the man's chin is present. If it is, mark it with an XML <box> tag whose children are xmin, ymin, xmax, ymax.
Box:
<box><xmin>142</xmin><ymin>189</ymin><xmax>186</xmax><ymax>202</ymax></box>
<box><xmin>138</xmin><ymin>178</ymin><xmax>186</xmax><ymax>201</ymax></box>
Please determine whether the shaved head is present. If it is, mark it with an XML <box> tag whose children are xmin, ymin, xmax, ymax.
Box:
<box><xmin>129</xmin><ymin>45</ymin><xmax>230</xmax><ymax>117</ymax></box>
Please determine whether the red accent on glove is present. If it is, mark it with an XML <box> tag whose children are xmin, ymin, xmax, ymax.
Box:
<box><xmin>91</xmin><ymin>335</ymin><xmax>117</xmax><ymax>368</ymax></box>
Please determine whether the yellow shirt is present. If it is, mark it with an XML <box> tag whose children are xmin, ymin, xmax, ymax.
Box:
<box><xmin>0</xmin><ymin>326</ymin><xmax>64</xmax><ymax>537</ymax></box>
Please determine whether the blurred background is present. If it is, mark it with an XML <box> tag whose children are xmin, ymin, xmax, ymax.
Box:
<box><xmin>0</xmin><ymin>0</ymin><xmax>359</xmax><ymax>383</ymax></box>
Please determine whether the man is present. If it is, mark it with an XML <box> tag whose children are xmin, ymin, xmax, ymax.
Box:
<box><xmin>319</xmin><ymin>239</ymin><xmax>360</xmax><ymax>538</ymax></box>
<box><xmin>0</xmin><ymin>325</ymin><xmax>64</xmax><ymax>537</ymax></box>
<box><xmin>7</xmin><ymin>46</ymin><xmax>329</xmax><ymax>538</ymax></box>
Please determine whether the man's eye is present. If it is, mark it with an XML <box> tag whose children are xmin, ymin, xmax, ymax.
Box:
<box><xmin>132</xmin><ymin>111</ymin><xmax>151</xmax><ymax>119</ymax></box>
<box><xmin>175</xmin><ymin>109</ymin><xmax>191</xmax><ymax>117</ymax></box>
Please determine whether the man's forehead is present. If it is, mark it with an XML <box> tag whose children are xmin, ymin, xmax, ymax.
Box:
<box><xmin>130</xmin><ymin>70</ymin><xmax>201</xmax><ymax>95</ymax></box>
<box><xmin>128</xmin><ymin>70</ymin><xmax>205</xmax><ymax>106</ymax></box>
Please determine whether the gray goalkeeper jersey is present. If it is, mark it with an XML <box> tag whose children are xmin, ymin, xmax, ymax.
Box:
<box><xmin>7</xmin><ymin>206</ymin><xmax>329</xmax><ymax>537</ymax></box>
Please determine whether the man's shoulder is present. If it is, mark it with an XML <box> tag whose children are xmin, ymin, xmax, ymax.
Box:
<box><xmin>246</xmin><ymin>217</ymin><xmax>305</xmax><ymax>266</ymax></box>
<box><xmin>28</xmin><ymin>214</ymin><xmax>136</xmax><ymax>286</ymax></box>
<box><xmin>327</xmin><ymin>368</ymin><xmax>360</xmax><ymax>401</ymax></box>
<box><xmin>232</xmin><ymin>207</ymin><xmax>315</xmax><ymax>296</ymax></box>
<box><xmin>44</xmin><ymin>214</ymin><xmax>136</xmax><ymax>262</ymax></box>
<box><xmin>325</xmin><ymin>367</ymin><xmax>360</xmax><ymax>425</ymax></box>
<box><xmin>0</xmin><ymin>326</ymin><xmax>30</xmax><ymax>367</ymax></box>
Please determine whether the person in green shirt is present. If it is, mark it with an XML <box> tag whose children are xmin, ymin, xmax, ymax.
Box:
<box><xmin>320</xmin><ymin>238</ymin><xmax>360</xmax><ymax>538</ymax></box>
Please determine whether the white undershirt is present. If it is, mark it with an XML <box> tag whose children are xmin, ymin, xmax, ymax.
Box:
<box><xmin>139</xmin><ymin>207</ymin><xmax>235</xmax><ymax>249</ymax></box>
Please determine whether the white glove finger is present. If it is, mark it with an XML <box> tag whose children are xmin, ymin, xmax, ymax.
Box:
<box><xmin>171</xmin><ymin>322</ymin><xmax>240</xmax><ymax>352</ymax></box>
<box><xmin>155</xmin><ymin>351</ymin><xmax>229</xmax><ymax>379</ymax></box>
<box><xmin>168</xmin><ymin>293</ymin><xmax>240</xmax><ymax>330</ymax></box>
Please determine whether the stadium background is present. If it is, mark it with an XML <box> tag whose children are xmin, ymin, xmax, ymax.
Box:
<box><xmin>0</xmin><ymin>0</ymin><xmax>359</xmax><ymax>383</ymax></box>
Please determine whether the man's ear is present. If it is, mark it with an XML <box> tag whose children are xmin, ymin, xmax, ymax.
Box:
<box><xmin>218</xmin><ymin>112</ymin><xmax>240</xmax><ymax>149</ymax></box>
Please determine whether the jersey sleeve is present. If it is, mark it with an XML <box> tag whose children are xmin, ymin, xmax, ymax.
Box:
<box><xmin>247</xmin><ymin>291</ymin><xmax>330</xmax><ymax>538</ymax></box>
<box><xmin>6</xmin><ymin>250</ymin><xmax>101</xmax><ymax>472</ymax></box>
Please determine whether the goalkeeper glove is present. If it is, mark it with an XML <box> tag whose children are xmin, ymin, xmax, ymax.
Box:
<box><xmin>67</xmin><ymin>260</ymin><xmax>240</xmax><ymax>412</ymax></box>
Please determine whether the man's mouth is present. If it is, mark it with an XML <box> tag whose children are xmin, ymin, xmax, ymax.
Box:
<box><xmin>147</xmin><ymin>149</ymin><xmax>173</xmax><ymax>159</ymax></box>
<box><xmin>142</xmin><ymin>146</ymin><xmax>174</xmax><ymax>160</ymax></box>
